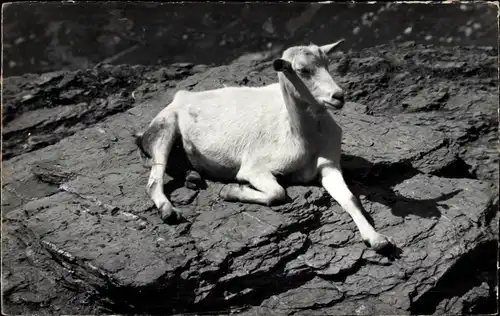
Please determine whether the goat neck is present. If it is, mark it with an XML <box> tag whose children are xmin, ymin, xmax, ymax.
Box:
<box><xmin>278</xmin><ymin>71</ymin><xmax>325</xmax><ymax>138</ymax></box>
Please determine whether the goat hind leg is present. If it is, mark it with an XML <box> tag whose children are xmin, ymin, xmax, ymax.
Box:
<box><xmin>144</xmin><ymin>118</ymin><xmax>182</xmax><ymax>223</ymax></box>
<box><xmin>220</xmin><ymin>172</ymin><xmax>286</xmax><ymax>206</ymax></box>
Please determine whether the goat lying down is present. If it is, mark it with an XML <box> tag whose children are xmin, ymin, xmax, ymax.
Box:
<box><xmin>135</xmin><ymin>39</ymin><xmax>391</xmax><ymax>250</ymax></box>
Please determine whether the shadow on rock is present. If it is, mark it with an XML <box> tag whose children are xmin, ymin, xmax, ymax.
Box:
<box><xmin>375</xmin><ymin>243</ymin><xmax>403</xmax><ymax>261</ymax></box>
<box><xmin>99</xmin><ymin>273</ymin><xmax>200</xmax><ymax>315</ymax></box>
<box><xmin>411</xmin><ymin>240</ymin><xmax>498</xmax><ymax>315</ymax></box>
<box><xmin>341</xmin><ymin>154</ymin><xmax>462</xmax><ymax>220</ymax></box>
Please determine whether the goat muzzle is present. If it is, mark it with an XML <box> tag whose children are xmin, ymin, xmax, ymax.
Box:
<box><xmin>322</xmin><ymin>97</ymin><xmax>345</xmax><ymax>109</ymax></box>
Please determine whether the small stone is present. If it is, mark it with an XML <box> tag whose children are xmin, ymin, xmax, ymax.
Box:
<box><xmin>14</xmin><ymin>37</ymin><xmax>25</xmax><ymax>45</ymax></box>
<box><xmin>103</xmin><ymin>77</ymin><xmax>117</xmax><ymax>84</ymax></box>
<box><xmin>403</xmin><ymin>26</ymin><xmax>412</xmax><ymax>35</ymax></box>
<box><xmin>21</xmin><ymin>94</ymin><xmax>34</xmax><ymax>102</ymax></box>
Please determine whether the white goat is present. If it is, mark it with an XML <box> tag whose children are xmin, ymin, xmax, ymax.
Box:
<box><xmin>135</xmin><ymin>40</ymin><xmax>391</xmax><ymax>250</ymax></box>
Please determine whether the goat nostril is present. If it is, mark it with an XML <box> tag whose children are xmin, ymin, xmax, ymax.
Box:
<box><xmin>331</xmin><ymin>90</ymin><xmax>344</xmax><ymax>101</ymax></box>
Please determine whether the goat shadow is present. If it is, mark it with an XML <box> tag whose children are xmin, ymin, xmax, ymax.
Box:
<box><xmin>339</xmin><ymin>154</ymin><xmax>462</xmax><ymax>258</ymax></box>
<box><xmin>340</xmin><ymin>154</ymin><xmax>461</xmax><ymax>220</ymax></box>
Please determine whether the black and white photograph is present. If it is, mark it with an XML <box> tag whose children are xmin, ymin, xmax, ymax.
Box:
<box><xmin>2</xmin><ymin>2</ymin><xmax>498</xmax><ymax>315</ymax></box>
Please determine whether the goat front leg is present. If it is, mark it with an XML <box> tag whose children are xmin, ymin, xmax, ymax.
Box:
<box><xmin>317</xmin><ymin>158</ymin><xmax>390</xmax><ymax>251</ymax></box>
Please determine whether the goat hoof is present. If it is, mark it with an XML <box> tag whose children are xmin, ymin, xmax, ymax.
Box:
<box><xmin>185</xmin><ymin>170</ymin><xmax>204</xmax><ymax>190</ymax></box>
<box><xmin>160</xmin><ymin>206</ymin><xmax>183</xmax><ymax>224</ymax></box>
<box><xmin>367</xmin><ymin>233</ymin><xmax>391</xmax><ymax>251</ymax></box>
<box><xmin>219</xmin><ymin>185</ymin><xmax>236</xmax><ymax>201</ymax></box>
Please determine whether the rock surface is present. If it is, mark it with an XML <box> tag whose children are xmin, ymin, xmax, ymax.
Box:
<box><xmin>2</xmin><ymin>63</ymin><xmax>204</xmax><ymax>160</ymax></box>
<box><xmin>2</xmin><ymin>43</ymin><xmax>498</xmax><ymax>315</ymax></box>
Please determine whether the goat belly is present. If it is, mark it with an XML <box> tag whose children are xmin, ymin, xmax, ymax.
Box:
<box><xmin>181</xmin><ymin>138</ymin><xmax>240</xmax><ymax>181</ymax></box>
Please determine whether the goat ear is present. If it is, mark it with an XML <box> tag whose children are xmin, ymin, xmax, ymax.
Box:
<box><xmin>319</xmin><ymin>39</ymin><xmax>345</xmax><ymax>55</ymax></box>
<box><xmin>273</xmin><ymin>58</ymin><xmax>291</xmax><ymax>72</ymax></box>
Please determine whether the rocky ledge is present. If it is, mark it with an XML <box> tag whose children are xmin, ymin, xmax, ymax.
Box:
<box><xmin>2</xmin><ymin>43</ymin><xmax>498</xmax><ymax>315</ymax></box>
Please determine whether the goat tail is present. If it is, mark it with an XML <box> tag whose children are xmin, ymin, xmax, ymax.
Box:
<box><xmin>133</xmin><ymin>131</ymin><xmax>152</xmax><ymax>168</ymax></box>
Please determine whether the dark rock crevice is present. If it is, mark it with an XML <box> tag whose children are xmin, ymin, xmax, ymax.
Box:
<box><xmin>430</xmin><ymin>155</ymin><xmax>477</xmax><ymax>179</ymax></box>
<box><xmin>410</xmin><ymin>240</ymin><xmax>498</xmax><ymax>315</ymax></box>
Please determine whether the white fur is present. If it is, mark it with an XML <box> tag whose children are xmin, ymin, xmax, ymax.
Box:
<box><xmin>138</xmin><ymin>39</ymin><xmax>390</xmax><ymax>250</ymax></box>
